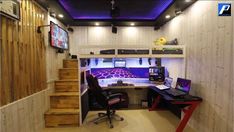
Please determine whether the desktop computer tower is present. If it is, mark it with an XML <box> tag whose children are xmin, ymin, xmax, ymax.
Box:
<box><xmin>149</xmin><ymin>66</ymin><xmax>165</xmax><ymax>82</ymax></box>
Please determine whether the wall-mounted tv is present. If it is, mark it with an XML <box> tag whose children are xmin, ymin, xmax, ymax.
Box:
<box><xmin>50</xmin><ymin>21</ymin><xmax>68</xmax><ymax>50</ymax></box>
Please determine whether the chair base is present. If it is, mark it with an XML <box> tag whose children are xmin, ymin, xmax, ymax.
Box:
<box><xmin>91</xmin><ymin>110</ymin><xmax>124</xmax><ymax>128</ymax></box>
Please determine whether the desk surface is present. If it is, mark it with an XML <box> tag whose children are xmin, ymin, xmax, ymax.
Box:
<box><xmin>99</xmin><ymin>79</ymin><xmax>160</xmax><ymax>89</ymax></box>
<box><xmin>150</xmin><ymin>86</ymin><xmax>202</xmax><ymax>102</ymax></box>
<box><xmin>149</xmin><ymin>86</ymin><xmax>202</xmax><ymax>132</ymax></box>
<box><xmin>100</xmin><ymin>82</ymin><xmax>156</xmax><ymax>89</ymax></box>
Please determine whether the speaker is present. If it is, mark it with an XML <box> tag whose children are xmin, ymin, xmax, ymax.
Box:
<box><xmin>154</xmin><ymin>26</ymin><xmax>160</xmax><ymax>31</ymax></box>
<box><xmin>112</xmin><ymin>26</ymin><xmax>117</xmax><ymax>34</ymax></box>
<box><xmin>139</xmin><ymin>58</ymin><xmax>142</xmax><ymax>65</ymax></box>
<box><xmin>57</xmin><ymin>49</ymin><xmax>64</xmax><ymax>53</ymax></box>
<box><xmin>155</xmin><ymin>58</ymin><xmax>161</xmax><ymax>66</ymax></box>
<box><xmin>71</xmin><ymin>55</ymin><xmax>77</xmax><ymax>59</ymax></box>
<box><xmin>80</xmin><ymin>59</ymin><xmax>87</xmax><ymax>67</ymax></box>
<box><xmin>87</xmin><ymin>59</ymin><xmax>90</xmax><ymax>66</ymax></box>
<box><xmin>148</xmin><ymin>58</ymin><xmax>152</xmax><ymax>65</ymax></box>
<box><xmin>67</xmin><ymin>27</ymin><xmax>74</xmax><ymax>32</ymax></box>
<box><xmin>95</xmin><ymin>58</ymin><xmax>99</xmax><ymax>65</ymax></box>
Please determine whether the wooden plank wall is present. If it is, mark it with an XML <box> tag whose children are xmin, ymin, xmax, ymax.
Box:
<box><xmin>0</xmin><ymin>0</ymin><xmax>46</xmax><ymax>106</ymax></box>
<box><xmin>0</xmin><ymin>87</ymin><xmax>54</xmax><ymax>132</ymax></box>
<box><xmin>160</xmin><ymin>1</ymin><xmax>233</xmax><ymax>132</ymax></box>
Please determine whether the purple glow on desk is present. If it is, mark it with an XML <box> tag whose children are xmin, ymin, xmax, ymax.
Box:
<box><xmin>91</xmin><ymin>68</ymin><xmax>149</xmax><ymax>79</ymax></box>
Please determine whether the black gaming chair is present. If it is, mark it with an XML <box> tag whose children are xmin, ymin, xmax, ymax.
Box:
<box><xmin>86</xmin><ymin>74</ymin><xmax>125</xmax><ymax>128</ymax></box>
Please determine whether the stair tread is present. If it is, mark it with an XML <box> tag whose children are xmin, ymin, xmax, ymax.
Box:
<box><xmin>64</xmin><ymin>59</ymin><xmax>78</xmax><ymax>61</ymax></box>
<box><xmin>59</xmin><ymin>68</ymin><xmax>78</xmax><ymax>70</ymax></box>
<box><xmin>45</xmin><ymin>109</ymin><xmax>79</xmax><ymax>114</ymax></box>
<box><xmin>50</xmin><ymin>92</ymin><xmax>79</xmax><ymax>96</ymax></box>
<box><xmin>55</xmin><ymin>79</ymin><xmax>79</xmax><ymax>82</ymax></box>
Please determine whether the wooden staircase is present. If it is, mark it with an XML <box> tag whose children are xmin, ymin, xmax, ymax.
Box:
<box><xmin>45</xmin><ymin>59</ymin><xmax>80</xmax><ymax>127</ymax></box>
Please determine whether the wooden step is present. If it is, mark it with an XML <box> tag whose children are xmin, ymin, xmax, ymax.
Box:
<box><xmin>50</xmin><ymin>92</ymin><xmax>79</xmax><ymax>108</ymax></box>
<box><xmin>63</xmin><ymin>59</ymin><xmax>78</xmax><ymax>68</ymax></box>
<box><xmin>59</xmin><ymin>68</ymin><xmax>78</xmax><ymax>80</ymax></box>
<box><xmin>55</xmin><ymin>80</ymin><xmax>79</xmax><ymax>92</ymax></box>
<box><xmin>50</xmin><ymin>92</ymin><xmax>79</xmax><ymax>96</ymax></box>
<box><xmin>45</xmin><ymin>109</ymin><xmax>79</xmax><ymax>127</ymax></box>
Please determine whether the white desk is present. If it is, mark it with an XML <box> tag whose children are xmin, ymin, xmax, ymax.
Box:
<box><xmin>100</xmin><ymin>82</ymin><xmax>157</xmax><ymax>89</ymax></box>
<box><xmin>98</xmin><ymin>78</ymin><xmax>160</xmax><ymax>89</ymax></box>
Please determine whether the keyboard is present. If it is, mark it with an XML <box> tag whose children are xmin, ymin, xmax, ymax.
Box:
<box><xmin>165</xmin><ymin>88</ymin><xmax>186</xmax><ymax>96</ymax></box>
<box><xmin>108</xmin><ymin>83</ymin><xmax>134</xmax><ymax>86</ymax></box>
<box><xmin>156</xmin><ymin>85</ymin><xmax>170</xmax><ymax>90</ymax></box>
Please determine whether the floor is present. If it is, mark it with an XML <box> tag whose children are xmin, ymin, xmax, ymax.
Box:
<box><xmin>42</xmin><ymin>110</ymin><xmax>196</xmax><ymax>132</ymax></box>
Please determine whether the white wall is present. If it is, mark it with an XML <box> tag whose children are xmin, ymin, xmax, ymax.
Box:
<box><xmin>160</xmin><ymin>1</ymin><xmax>234</xmax><ymax>132</ymax></box>
<box><xmin>69</xmin><ymin>26</ymin><xmax>163</xmax><ymax>55</ymax></box>
<box><xmin>44</xmin><ymin>14</ymin><xmax>68</xmax><ymax>83</ymax></box>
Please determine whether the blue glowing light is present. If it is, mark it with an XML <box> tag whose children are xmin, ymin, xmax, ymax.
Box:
<box><xmin>58</xmin><ymin>0</ymin><xmax>174</xmax><ymax>20</ymax></box>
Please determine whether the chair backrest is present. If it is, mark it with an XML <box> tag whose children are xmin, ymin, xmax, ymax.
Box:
<box><xmin>86</xmin><ymin>74</ymin><xmax>94</xmax><ymax>89</ymax></box>
<box><xmin>86</xmin><ymin>74</ymin><xmax>107</xmax><ymax>107</ymax></box>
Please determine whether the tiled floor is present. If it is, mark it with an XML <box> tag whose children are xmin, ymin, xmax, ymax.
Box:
<box><xmin>42</xmin><ymin>110</ymin><xmax>196</xmax><ymax>132</ymax></box>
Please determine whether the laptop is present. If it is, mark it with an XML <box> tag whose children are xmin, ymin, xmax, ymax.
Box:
<box><xmin>156</xmin><ymin>77</ymin><xmax>173</xmax><ymax>90</ymax></box>
<box><xmin>165</xmin><ymin>78</ymin><xmax>191</xmax><ymax>97</ymax></box>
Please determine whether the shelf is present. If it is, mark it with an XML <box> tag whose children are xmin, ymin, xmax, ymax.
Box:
<box><xmin>151</xmin><ymin>54</ymin><xmax>185</xmax><ymax>58</ymax></box>
<box><xmin>116</xmin><ymin>54</ymin><xmax>151</xmax><ymax>58</ymax></box>
<box><xmin>78</xmin><ymin>45</ymin><xmax>185</xmax><ymax>59</ymax></box>
<box><xmin>79</xmin><ymin>54</ymin><xmax>185</xmax><ymax>59</ymax></box>
<box><xmin>79</xmin><ymin>54</ymin><xmax>115</xmax><ymax>58</ymax></box>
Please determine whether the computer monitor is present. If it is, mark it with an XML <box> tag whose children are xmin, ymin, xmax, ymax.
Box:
<box><xmin>164</xmin><ymin>77</ymin><xmax>173</xmax><ymax>87</ymax></box>
<box><xmin>114</xmin><ymin>60</ymin><xmax>126</xmax><ymax>68</ymax></box>
<box><xmin>175</xmin><ymin>78</ymin><xmax>191</xmax><ymax>93</ymax></box>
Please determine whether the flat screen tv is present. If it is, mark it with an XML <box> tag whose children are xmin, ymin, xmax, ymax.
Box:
<box><xmin>50</xmin><ymin>21</ymin><xmax>68</xmax><ymax>50</ymax></box>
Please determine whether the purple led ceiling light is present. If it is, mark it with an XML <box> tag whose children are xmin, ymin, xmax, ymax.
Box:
<box><xmin>59</xmin><ymin>0</ymin><xmax>174</xmax><ymax>20</ymax></box>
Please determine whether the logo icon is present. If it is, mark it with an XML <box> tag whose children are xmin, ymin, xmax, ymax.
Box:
<box><xmin>218</xmin><ymin>3</ymin><xmax>231</xmax><ymax>16</ymax></box>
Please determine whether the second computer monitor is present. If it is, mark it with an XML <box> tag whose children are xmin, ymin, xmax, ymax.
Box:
<box><xmin>175</xmin><ymin>78</ymin><xmax>191</xmax><ymax>93</ymax></box>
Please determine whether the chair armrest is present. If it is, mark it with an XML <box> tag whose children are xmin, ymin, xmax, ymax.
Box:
<box><xmin>102</xmin><ymin>87</ymin><xmax>113</xmax><ymax>96</ymax></box>
<box><xmin>108</xmin><ymin>93</ymin><xmax>123</xmax><ymax>97</ymax></box>
<box><xmin>102</xmin><ymin>87</ymin><xmax>111</xmax><ymax>91</ymax></box>
<box><xmin>106</xmin><ymin>93</ymin><xmax>123</xmax><ymax>101</ymax></box>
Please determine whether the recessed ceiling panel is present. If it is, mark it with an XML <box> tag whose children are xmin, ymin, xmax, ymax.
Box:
<box><xmin>59</xmin><ymin>0</ymin><xmax>174</xmax><ymax>20</ymax></box>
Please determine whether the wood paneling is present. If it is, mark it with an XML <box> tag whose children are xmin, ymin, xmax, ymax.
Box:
<box><xmin>160</xmin><ymin>1</ymin><xmax>234</xmax><ymax>132</ymax></box>
<box><xmin>0</xmin><ymin>0</ymin><xmax>46</xmax><ymax>106</ymax></box>
<box><xmin>0</xmin><ymin>87</ymin><xmax>54</xmax><ymax>132</ymax></box>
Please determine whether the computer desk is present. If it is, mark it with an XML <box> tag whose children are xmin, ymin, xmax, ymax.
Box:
<box><xmin>99</xmin><ymin>82</ymin><xmax>156</xmax><ymax>89</ymax></box>
<box><xmin>149</xmin><ymin>86</ymin><xmax>202</xmax><ymax>132</ymax></box>
<box><xmin>99</xmin><ymin>79</ymin><xmax>162</xmax><ymax>89</ymax></box>
<box><xmin>99</xmin><ymin>80</ymin><xmax>202</xmax><ymax>132</ymax></box>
